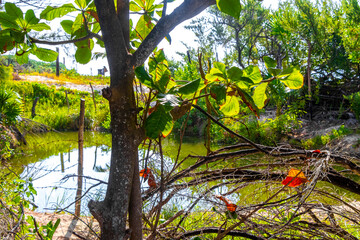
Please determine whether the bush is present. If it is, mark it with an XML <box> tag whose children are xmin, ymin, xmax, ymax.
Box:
<box><xmin>0</xmin><ymin>88</ymin><xmax>22</xmax><ymax>125</ymax></box>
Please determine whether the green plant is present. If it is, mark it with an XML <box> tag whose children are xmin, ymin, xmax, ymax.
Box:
<box><xmin>344</xmin><ymin>91</ymin><xmax>360</xmax><ymax>120</ymax></box>
<box><xmin>0</xmin><ymin>87</ymin><xmax>22</xmax><ymax>125</ymax></box>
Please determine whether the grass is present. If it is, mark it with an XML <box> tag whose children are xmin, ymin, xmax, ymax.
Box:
<box><xmin>8</xmin><ymin>80</ymin><xmax>110</xmax><ymax>131</ymax></box>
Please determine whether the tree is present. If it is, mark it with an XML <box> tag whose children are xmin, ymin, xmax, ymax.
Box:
<box><xmin>0</xmin><ymin>0</ymin><xmax>244</xmax><ymax>239</ymax></box>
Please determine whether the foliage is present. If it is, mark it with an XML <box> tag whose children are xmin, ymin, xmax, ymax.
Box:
<box><xmin>0</xmin><ymin>167</ymin><xmax>60</xmax><ymax>239</ymax></box>
<box><xmin>8</xmin><ymin>81</ymin><xmax>109</xmax><ymax>131</ymax></box>
<box><xmin>301</xmin><ymin>125</ymin><xmax>352</xmax><ymax>149</ymax></box>
<box><xmin>344</xmin><ymin>91</ymin><xmax>360</xmax><ymax>120</ymax></box>
<box><xmin>0</xmin><ymin>86</ymin><xmax>22</xmax><ymax>125</ymax></box>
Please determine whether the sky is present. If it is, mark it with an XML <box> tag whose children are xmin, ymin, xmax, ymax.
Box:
<box><xmin>39</xmin><ymin>0</ymin><xmax>279</xmax><ymax>76</ymax></box>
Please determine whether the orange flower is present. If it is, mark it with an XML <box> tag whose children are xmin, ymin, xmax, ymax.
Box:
<box><xmin>281</xmin><ymin>168</ymin><xmax>309</xmax><ymax>187</ymax></box>
<box><xmin>216</xmin><ymin>195</ymin><xmax>237</xmax><ymax>212</ymax></box>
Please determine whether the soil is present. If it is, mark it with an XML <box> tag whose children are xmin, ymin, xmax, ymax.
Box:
<box><xmin>25</xmin><ymin>210</ymin><xmax>100</xmax><ymax>240</ymax></box>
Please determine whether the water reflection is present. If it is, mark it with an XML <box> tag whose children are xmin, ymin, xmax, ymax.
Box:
<box><xmin>18</xmin><ymin>131</ymin><xmax>112</xmax><ymax>214</ymax></box>
<box><xmin>17</xmin><ymin>132</ymin><xmax>209</xmax><ymax>214</ymax></box>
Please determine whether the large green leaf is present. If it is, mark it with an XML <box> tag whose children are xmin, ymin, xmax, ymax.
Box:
<box><xmin>5</xmin><ymin>3</ymin><xmax>23</xmax><ymax>20</ymax></box>
<box><xmin>263</xmin><ymin>56</ymin><xmax>277</xmax><ymax>69</ymax></box>
<box><xmin>135</xmin><ymin>66</ymin><xmax>154</xmax><ymax>89</ymax></box>
<box><xmin>75</xmin><ymin>0</ymin><xmax>87</xmax><ymax>9</ymax></box>
<box><xmin>75</xmin><ymin>47</ymin><xmax>91</xmax><ymax>64</ymax></box>
<box><xmin>213</xmin><ymin>62</ymin><xmax>227</xmax><ymax>76</ymax></box>
<box><xmin>28</xmin><ymin>23</ymin><xmax>51</xmax><ymax>31</ymax></box>
<box><xmin>216</xmin><ymin>0</ymin><xmax>241</xmax><ymax>19</ymax></box>
<box><xmin>40</xmin><ymin>4</ymin><xmax>76</xmax><ymax>20</ymax></box>
<box><xmin>0</xmin><ymin>30</ymin><xmax>14</xmax><ymax>53</ymax></box>
<box><xmin>135</xmin><ymin>14</ymin><xmax>154</xmax><ymax>40</ymax></box>
<box><xmin>0</xmin><ymin>12</ymin><xmax>20</xmax><ymax>29</ymax></box>
<box><xmin>24</xmin><ymin>9</ymin><xmax>39</xmax><ymax>27</ymax></box>
<box><xmin>32</xmin><ymin>48</ymin><xmax>58</xmax><ymax>62</ymax></box>
<box><xmin>16</xmin><ymin>51</ymin><xmax>30</xmax><ymax>65</ymax></box>
<box><xmin>145</xmin><ymin>105</ymin><xmax>173</xmax><ymax>139</ymax></box>
<box><xmin>210</xmin><ymin>84</ymin><xmax>227</xmax><ymax>105</ymax></box>
<box><xmin>227</xmin><ymin>66</ymin><xmax>243</xmax><ymax>82</ymax></box>
<box><xmin>243</xmin><ymin>65</ymin><xmax>262</xmax><ymax>84</ymax></box>
<box><xmin>177</xmin><ymin>78</ymin><xmax>201</xmax><ymax>95</ymax></box>
<box><xmin>154</xmin><ymin>65</ymin><xmax>170</xmax><ymax>93</ymax></box>
<box><xmin>253</xmin><ymin>82</ymin><xmax>268</xmax><ymax>109</ymax></box>
<box><xmin>220</xmin><ymin>96</ymin><xmax>240</xmax><ymax>116</ymax></box>
<box><xmin>278</xmin><ymin>67</ymin><xmax>304</xmax><ymax>89</ymax></box>
<box><xmin>61</xmin><ymin>20</ymin><xmax>73</xmax><ymax>34</ymax></box>
<box><xmin>130</xmin><ymin>2</ymin><xmax>142</xmax><ymax>11</ymax></box>
<box><xmin>205</xmin><ymin>68</ymin><xmax>226</xmax><ymax>84</ymax></box>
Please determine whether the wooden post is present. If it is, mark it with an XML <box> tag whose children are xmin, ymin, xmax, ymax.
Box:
<box><xmin>56</xmin><ymin>47</ymin><xmax>60</xmax><ymax>77</ymax></box>
<box><xmin>89</xmin><ymin>83</ymin><xmax>97</xmax><ymax>111</ymax></box>
<box><xmin>65</xmin><ymin>91</ymin><xmax>70</xmax><ymax>113</ymax></box>
<box><xmin>75</xmin><ymin>99</ymin><xmax>85</xmax><ymax>217</ymax></box>
<box><xmin>31</xmin><ymin>97</ymin><xmax>39</xmax><ymax>118</ymax></box>
<box><xmin>60</xmin><ymin>152</ymin><xmax>64</xmax><ymax>173</ymax></box>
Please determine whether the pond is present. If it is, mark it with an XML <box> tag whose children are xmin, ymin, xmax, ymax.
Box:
<box><xmin>14</xmin><ymin>131</ymin><xmax>208</xmax><ymax>214</ymax></box>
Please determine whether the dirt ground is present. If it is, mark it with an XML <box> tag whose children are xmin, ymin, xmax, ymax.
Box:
<box><xmin>25</xmin><ymin>210</ymin><xmax>100</xmax><ymax>240</ymax></box>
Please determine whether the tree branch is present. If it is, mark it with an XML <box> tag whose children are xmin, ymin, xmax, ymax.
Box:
<box><xmin>30</xmin><ymin>33</ymin><xmax>102</xmax><ymax>46</ymax></box>
<box><xmin>131</xmin><ymin>0</ymin><xmax>216</xmax><ymax>67</ymax></box>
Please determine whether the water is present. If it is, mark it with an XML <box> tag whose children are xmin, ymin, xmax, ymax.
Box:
<box><xmin>15</xmin><ymin>132</ymin><xmax>209</xmax><ymax>214</ymax></box>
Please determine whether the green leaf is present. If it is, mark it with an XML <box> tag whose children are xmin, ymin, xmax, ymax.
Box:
<box><xmin>210</xmin><ymin>84</ymin><xmax>226</xmax><ymax>105</ymax></box>
<box><xmin>28</xmin><ymin>23</ymin><xmax>51</xmax><ymax>31</ymax></box>
<box><xmin>253</xmin><ymin>82</ymin><xmax>268</xmax><ymax>109</ymax></box>
<box><xmin>213</xmin><ymin>62</ymin><xmax>226</xmax><ymax>76</ymax></box>
<box><xmin>243</xmin><ymin>65</ymin><xmax>262</xmax><ymax>84</ymax></box>
<box><xmin>0</xmin><ymin>12</ymin><xmax>20</xmax><ymax>29</ymax></box>
<box><xmin>227</xmin><ymin>66</ymin><xmax>243</xmax><ymax>81</ymax></box>
<box><xmin>145</xmin><ymin>105</ymin><xmax>173</xmax><ymax>139</ymax></box>
<box><xmin>268</xmin><ymin>68</ymin><xmax>282</xmax><ymax>77</ymax></box>
<box><xmin>47</xmin><ymin>219</ymin><xmax>61</xmax><ymax>239</ymax></box>
<box><xmin>40</xmin><ymin>4</ymin><xmax>76</xmax><ymax>20</ymax></box>
<box><xmin>5</xmin><ymin>3</ymin><xmax>23</xmax><ymax>20</ymax></box>
<box><xmin>154</xmin><ymin>66</ymin><xmax>170</xmax><ymax>93</ymax></box>
<box><xmin>75</xmin><ymin>47</ymin><xmax>91</xmax><ymax>64</ymax></box>
<box><xmin>25</xmin><ymin>10</ymin><xmax>39</xmax><ymax>26</ymax></box>
<box><xmin>216</xmin><ymin>0</ymin><xmax>241</xmax><ymax>19</ymax></box>
<box><xmin>135</xmin><ymin>66</ymin><xmax>154</xmax><ymax>89</ymax></box>
<box><xmin>0</xmin><ymin>30</ymin><xmax>14</xmax><ymax>53</ymax></box>
<box><xmin>205</xmin><ymin>68</ymin><xmax>226</xmax><ymax>84</ymax></box>
<box><xmin>71</xmin><ymin>14</ymin><xmax>83</xmax><ymax>34</ymax></box>
<box><xmin>61</xmin><ymin>20</ymin><xmax>73</xmax><ymax>34</ymax></box>
<box><xmin>135</xmin><ymin>14</ymin><xmax>154</xmax><ymax>40</ymax></box>
<box><xmin>278</xmin><ymin>66</ymin><xmax>304</xmax><ymax>89</ymax></box>
<box><xmin>15</xmin><ymin>51</ymin><xmax>30</xmax><ymax>64</ymax></box>
<box><xmin>130</xmin><ymin>2</ymin><xmax>142</xmax><ymax>11</ymax></box>
<box><xmin>10</xmin><ymin>30</ymin><xmax>24</xmax><ymax>43</ymax></box>
<box><xmin>263</xmin><ymin>56</ymin><xmax>277</xmax><ymax>69</ymax></box>
<box><xmin>177</xmin><ymin>78</ymin><xmax>201</xmax><ymax>95</ymax></box>
<box><xmin>32</xmin><ymin>48</ymin><xmax>58</xmax><ymax>62</ymax></box>
<box><xmin>75</xmin><ymin>0</ymin><xmax>87</xmax><ymax>9</ymax></box>
<box><xmin>237</xmin><ymin>88</ymin><xmax>259</xmax><ymax>117</ymax></box>
<box><xmin>220</xmin><ymin>96</ymin><xmax>239</xmax><ymax>116</ymax></box>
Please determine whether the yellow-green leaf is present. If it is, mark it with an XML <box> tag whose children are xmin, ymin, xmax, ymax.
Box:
<box><xmin>220</xmin><ymin>96</ymin><xmax>240</xmax><ymax>116</ymax></box>
<box><xmin>253</xmin><ymin>82</ymin><xmax>268</xmax><ymax>109</ymax></box>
